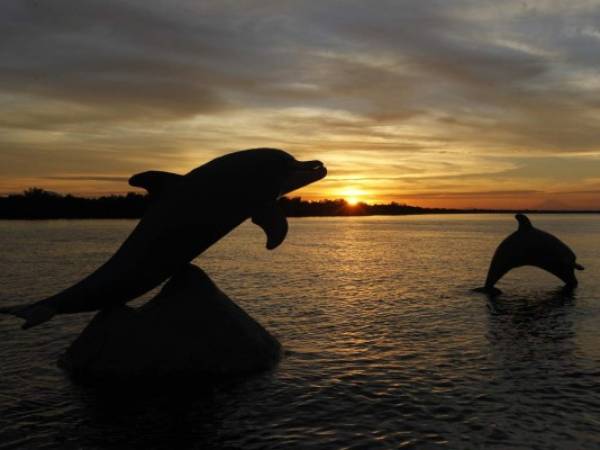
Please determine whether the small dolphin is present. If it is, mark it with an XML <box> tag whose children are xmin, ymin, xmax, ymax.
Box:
<box><xmin>1</xmin><ymin>148</ymin><xmax>326</xmax><ymax>329</ymax></box>
<box><xmin>475</xmin><ymin>214</ymin><xmax>584</xmax><ymax>295</ymax></box>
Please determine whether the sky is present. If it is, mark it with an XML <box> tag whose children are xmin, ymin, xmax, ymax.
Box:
<box><xmin>2</xmin><ymin>0</ymin><xmax>600</xmax><ymax>209</ymax></box>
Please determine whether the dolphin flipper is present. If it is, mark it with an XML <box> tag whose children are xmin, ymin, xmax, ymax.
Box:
<box><xmin>252</xmin><ymin>202</ymin><xmax>288</xmax><ymax>250</ymax></box>
<box><xmin>0</xmin><ymin>303</ymin><xmax>56</xmax><ymax>329</ymax></box>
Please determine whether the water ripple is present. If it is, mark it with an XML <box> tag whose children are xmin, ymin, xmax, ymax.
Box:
<box><xmin>1</xmin><ymin>215</ymin><xmax>600</xmax><ymax>448</ymax></box>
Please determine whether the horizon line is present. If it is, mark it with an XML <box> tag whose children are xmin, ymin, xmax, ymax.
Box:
<box><xmin>2</xmin><ymin>188</ymin><xmax>599</xmax><ymax>214</ymax></box>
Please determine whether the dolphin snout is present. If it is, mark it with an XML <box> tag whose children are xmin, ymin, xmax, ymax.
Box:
<box><xmin>294</xmin><ymin>159</ymin><xmax>327</xmax><ymax>176</ymax></box>
<box><xmin>280</xmin><ymin>159</ymin><xmax>327</xmax><ymax>196</ymax></box>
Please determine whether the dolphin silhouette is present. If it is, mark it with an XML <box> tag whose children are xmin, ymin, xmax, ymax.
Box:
<box><xmin>476</xmin><ymin>214</ymin><xmax>584</xmax><ymax>295</ymax></box>
<box><xmin>1</xmin><ymin>148</ymin><xmax>326</xmax><ymax>329</ymax></box>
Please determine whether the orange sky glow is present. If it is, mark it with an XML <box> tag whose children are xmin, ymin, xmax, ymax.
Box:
<box><xmin>2</xmin><ymin>1</ymin><xmax>600</xmax><ymax>210</ymax></box>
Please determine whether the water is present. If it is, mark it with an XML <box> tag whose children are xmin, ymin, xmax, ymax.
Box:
<box><xmin>1</xmin><ymin>215</ymin><xmax>600</xmax><ymax>449</ymax></box>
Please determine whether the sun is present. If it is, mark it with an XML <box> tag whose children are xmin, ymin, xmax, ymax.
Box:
<box><xmin>340</xmin><ymin>187</ymin><xmax>366</xmax><ymax>206</ymax></box>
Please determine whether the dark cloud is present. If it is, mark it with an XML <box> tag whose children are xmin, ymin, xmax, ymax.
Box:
<box><xmin>43</xmin><ymin>176</ymin><xmax>129</xmax><ymax>182</ymax></box>
<box><xmin>397</xmin><ymin>189</ymin><xmax>542</xmax><ymax>199</ymax></box>
<box><xmin>2</xmin><ymin>1</ymin><xmax>597</xmax><ymax>129</ymax></box>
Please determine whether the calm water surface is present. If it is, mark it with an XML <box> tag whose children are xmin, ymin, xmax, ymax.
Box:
<box><xmin>1</xmin><ymin>215</ymin><xmax>600</xmax><ymax>449</ymax></box>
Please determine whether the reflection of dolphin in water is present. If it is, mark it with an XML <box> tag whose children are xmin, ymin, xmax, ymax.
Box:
<box><xmin>476</xmin><ymin>214</ymin><xmax>584</xmax><ymax>295</ymax></box>
<box><xmin>1</xmin><ymin>148</ymin><xmax>326</xmax><ymax>329</ymax></box>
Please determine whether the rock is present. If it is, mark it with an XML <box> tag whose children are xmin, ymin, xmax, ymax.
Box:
<box><xmin>59</xmin><ymin>264</ymin><xmax>281</xmax><ymax>382</ymax></box>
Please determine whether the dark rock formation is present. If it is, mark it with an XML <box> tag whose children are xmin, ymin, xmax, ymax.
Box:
<box><xmin>60</xmin><ymin>264</ymin><xmax>281</xmax><ymax>382</ymax></box>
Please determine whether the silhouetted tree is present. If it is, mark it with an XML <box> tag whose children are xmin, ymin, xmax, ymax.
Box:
<box><xmin>0</xmin><ymin>189</ymin><xmax>596</xmax><ymax>219</ymax></box>
<box><xmin>0</xmin><ymin>189</ymin><xmax>148</xmax><ymax>219</ymax></box>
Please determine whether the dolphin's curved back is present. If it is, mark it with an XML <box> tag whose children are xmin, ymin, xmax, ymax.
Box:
<box><xmin>1</xmin><ymin>148</ymin><xmax>327</xmax><ymax>329</ymax></box>
<box><xmin>482</xmin><ymin>214</ymin><xmax>583</xmax><ymax>292</ymax></box>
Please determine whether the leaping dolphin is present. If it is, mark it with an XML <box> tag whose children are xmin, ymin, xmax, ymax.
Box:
<box><xmin>1</xmin><ymin>148</ymin><xmax>327</xmax><ymax>329</ymax></box>
<box><xmin>476</xmin><ymin>214</ymin><xmax>584</xmax><ymax>295</ymax></box>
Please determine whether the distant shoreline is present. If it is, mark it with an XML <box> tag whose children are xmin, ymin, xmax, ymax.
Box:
<box><xmin>1</xmin><ymin>188</ymin><xmax>598</xmax><ymax>219</ymax></box>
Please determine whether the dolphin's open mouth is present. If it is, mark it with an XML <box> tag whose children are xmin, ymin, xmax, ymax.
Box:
<box><xmin>279</xmin><ymin>160</ymin><xmax>327</xmax><ymax>196</ymax></box>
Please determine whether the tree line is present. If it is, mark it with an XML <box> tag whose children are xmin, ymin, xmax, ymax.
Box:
<box><xmin>0</xmin><ymin>188</ymin><xmax>443</xmax><ymax>219</ymax></box>
<box><xmin>1</xmin><ymin>188</ymin><xmax>595</xmax><ymax>219</ymax></box>
<box><xmin>0</xmin><ymin>188</ymin><xmax>148</xmax><ymax>219</ymax></box>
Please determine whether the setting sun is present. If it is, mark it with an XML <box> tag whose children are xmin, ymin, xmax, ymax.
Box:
<box><xmin>339</xmin><ymin>187</ymin><xmax>367</xmax><ymax>205</ymax></box>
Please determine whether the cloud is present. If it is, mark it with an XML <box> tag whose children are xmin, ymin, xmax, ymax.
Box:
<box><xmin>1</xmin><ymin>0</ymin><xmax>600</xmax><ymax>207</ymax></box>
<box><xmin>396</xmin><ymin>189</ymin><xmax>541</xmax><ymax>199</ymax></box>
<box><xmin>43</xmin><ymin>176</ymin><xmax>129</xmax><ymax>182</ymax></box>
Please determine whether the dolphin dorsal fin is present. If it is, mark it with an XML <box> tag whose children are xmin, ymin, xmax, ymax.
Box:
<box><xmin>515</xmin><ymin>213</ymin><xmax>533</xmax><ymax>231</ymax></box>
<box><xmin>128</xmin><ymin>171</ymin><xmax>183</xmax><ymax>198</ymax></box>
<box><xmin>252</xmin><ymin>201</ymin><xmax>288</xmax><ymax>250</ymax></box>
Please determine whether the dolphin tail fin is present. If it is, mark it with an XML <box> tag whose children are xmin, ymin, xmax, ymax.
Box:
<box><xmin>0</xmin><ymin>303</ymin><xmax>56</xmax><ymax>329</ymax></box>
<box><xmin>574</xmin><ymin>263</ymin><xmax>585</xmax><ymax>271</ymax></box>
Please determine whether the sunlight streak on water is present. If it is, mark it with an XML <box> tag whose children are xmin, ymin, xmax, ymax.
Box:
<box><xmin>1</xmin><ymin>215</ymin><xmax>600</xmax><ymax>448</ymax></box>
